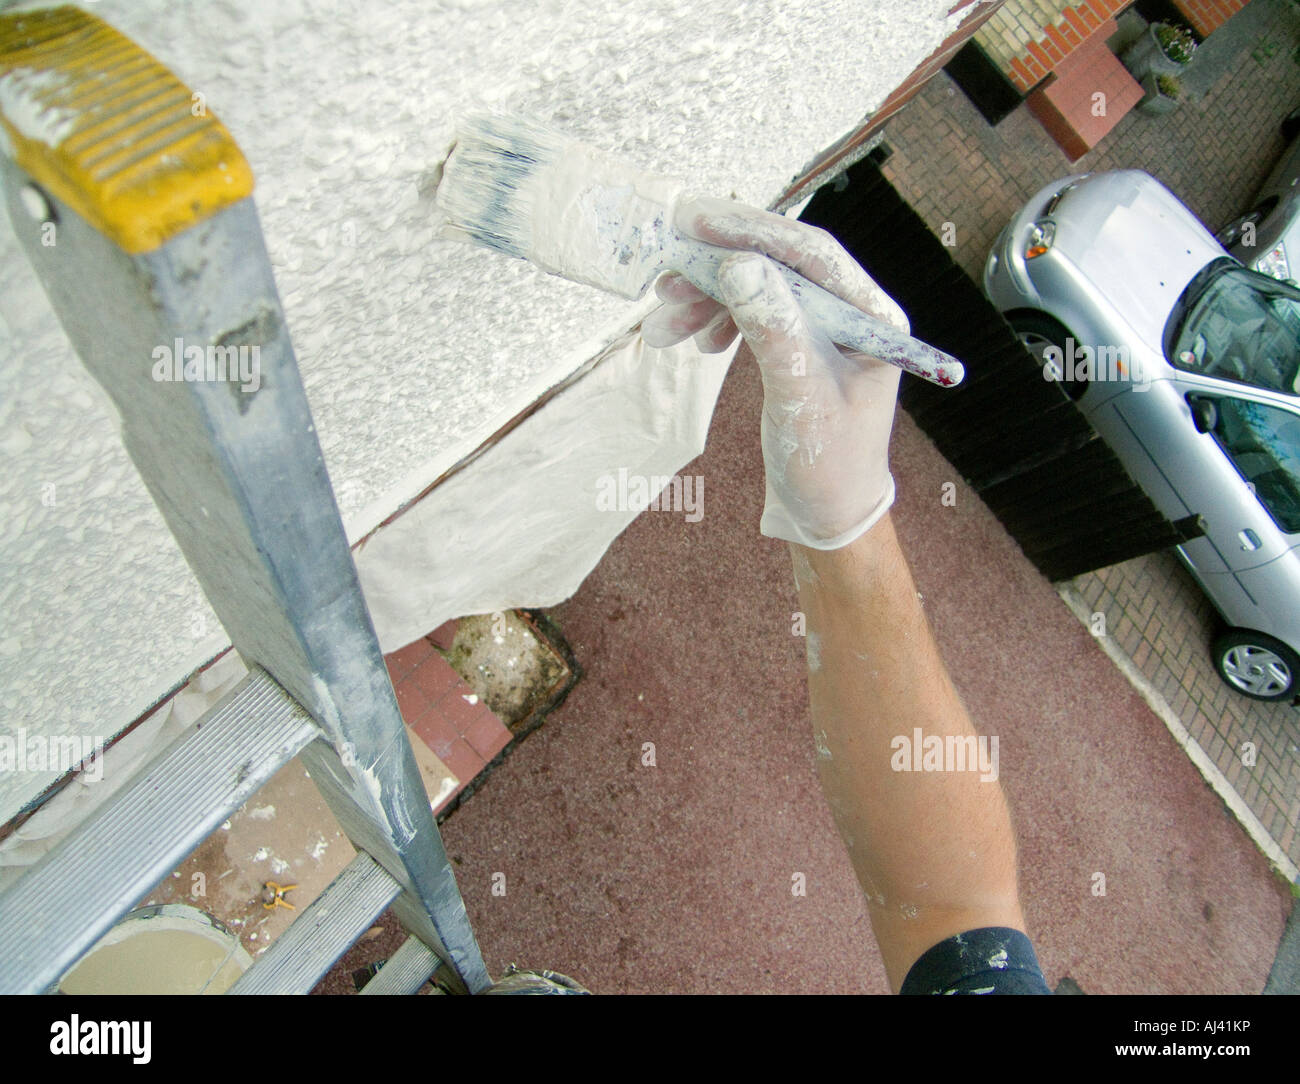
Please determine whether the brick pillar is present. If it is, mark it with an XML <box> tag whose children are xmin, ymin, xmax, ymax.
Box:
<box><xmin>1172</xmin><ymin>0</ymin><xmax>1249</xmax><ymax>38</ymax></box>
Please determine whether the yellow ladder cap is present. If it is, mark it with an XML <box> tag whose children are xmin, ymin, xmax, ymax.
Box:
<box><xmin>0</xmin><ymin>5</ymin><xmax>254</xmax><ymax>253</ymax></box>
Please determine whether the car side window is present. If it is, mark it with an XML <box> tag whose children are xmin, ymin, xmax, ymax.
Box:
<box><xmin>1210</xmin><ymin>397</ymin><xmax>1300</xmax><ymax>534</ymax></box>
<box><xmin>1171</xmin><ymin>268</ymin><xmax>1300</xmax><ymax>395</ymax></box>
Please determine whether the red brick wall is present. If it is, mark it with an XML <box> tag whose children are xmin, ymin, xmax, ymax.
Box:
<box><xmin>1006</xmin><ymin>0</ymin><xmax>1132</xmax><ymax>92</ymax></box>
<box><xmin>1173</xmin><ymin>0</ymin><xmax>1247</xmax><ymax>37</ymax></box>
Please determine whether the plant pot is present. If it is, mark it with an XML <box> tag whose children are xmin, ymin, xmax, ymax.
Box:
<box><xmin>1121</xmin><ymin>23</ymin><xmax>1186</xmax><ymax>81</ymax></box>
<box><xmin>1137</xmin><ymin>72</ymin><xmax>1180</xmax><ymax>116</ymax></box>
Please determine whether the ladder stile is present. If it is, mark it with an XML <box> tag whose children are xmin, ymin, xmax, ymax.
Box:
<box><xmin>1</xmin><ymin>6</ymin><xmax>492</xmax><ymax>994</ymax></box>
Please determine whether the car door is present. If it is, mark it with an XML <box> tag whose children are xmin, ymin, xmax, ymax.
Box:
<box><xmin>1107</xmin><ymin>376</ymin><xmax>1283</xmax><ymax>568</ymax></box>
<box><xmin>1165</xmin><ymin>389</ymin><xmax>1300</xmax><ymax>631</ymax></box>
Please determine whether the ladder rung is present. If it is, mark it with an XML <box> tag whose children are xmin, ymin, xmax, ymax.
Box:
<box><xmin>229</xmin><ymin>851</ymin><xmax>401</xmax><ymax>995</ymax></box>
<box><xmin>360</xmin><ymin>935</ymin><xmax>443</xmax><ymax>995</ymax></box>
<box><xmin>0</xmin><ymin>667</ymin><xmax>319</xmax><ymax>994</ymax></box>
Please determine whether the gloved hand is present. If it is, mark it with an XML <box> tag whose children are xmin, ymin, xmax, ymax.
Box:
<box><xmin>642</xmin><ymin>196</ymin><xmax>908</xmax><ymax>550</ymax></box>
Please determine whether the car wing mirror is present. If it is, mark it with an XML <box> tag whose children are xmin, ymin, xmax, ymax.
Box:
<box><xmin>1189</xmin><ymin>395</ymin><xmax>1218</xmax><ymax>433</ymax></box>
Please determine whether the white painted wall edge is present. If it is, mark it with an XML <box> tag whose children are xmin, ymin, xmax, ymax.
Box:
<box><xmin>0</xmin><ymin>0</ymin><xmax>963</xmax><ymax>827</ymax></box>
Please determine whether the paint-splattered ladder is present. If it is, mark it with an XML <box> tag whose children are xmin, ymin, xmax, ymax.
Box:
<box><xmin>0</xmin><ymin>6</ymin><xmax>489</xmax><ymax>996</ymax></box>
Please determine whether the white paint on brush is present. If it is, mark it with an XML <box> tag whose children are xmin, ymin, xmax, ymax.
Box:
<box><xmin>524</xmin><ymin>139</ymin><xmax>684</xmax><ymax>296</ymax></box>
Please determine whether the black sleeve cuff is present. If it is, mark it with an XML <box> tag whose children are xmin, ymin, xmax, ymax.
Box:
<box><xmin>900</xmin><ymin>926</ymin><xmax>1052</xmax><ymax>995</ymax></box>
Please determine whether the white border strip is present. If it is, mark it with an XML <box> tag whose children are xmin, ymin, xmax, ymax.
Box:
<box><xmin>1058</xmin><ymin>584</ymin><xmax>1299</xmax><ymax>883</ymax></box>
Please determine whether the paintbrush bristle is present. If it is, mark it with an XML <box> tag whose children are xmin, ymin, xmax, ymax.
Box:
<box><xmin>436</xmin><ymin>112</ymin><xmax>570</xmax><ymax>261</ymax></box>
<box><xmin>435</xmin><ymin>112</ymin><xmax>686</xmax><ymax>300</ymax></box>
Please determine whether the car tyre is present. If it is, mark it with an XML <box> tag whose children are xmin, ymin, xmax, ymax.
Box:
<box><xmin>1212</xmin><ymin>628</ymin><xmax>1299</xmax><ymax>701</ymax></box>
<box><xmin>1007</xmin><ymin>311</ymin><xmax>1087</xmax><ymax>401</ymax></box>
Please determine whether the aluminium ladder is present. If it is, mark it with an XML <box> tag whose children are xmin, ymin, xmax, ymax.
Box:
<box><xmin>0</xmin><ymin>5</ymin><xmax>494</xmax><ymax>995</ymax></box>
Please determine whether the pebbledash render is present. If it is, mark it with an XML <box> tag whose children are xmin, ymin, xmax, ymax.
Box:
<box><xmin>0</xmin><ymin>0</ymin><xmax>973</xmax><ymax>828</ymax></box>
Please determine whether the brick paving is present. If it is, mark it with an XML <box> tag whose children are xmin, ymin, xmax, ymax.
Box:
<box><xmin>880</xmin><ymin>0</ymin><xmax>1300</xmax><ymax>872</ymax></box>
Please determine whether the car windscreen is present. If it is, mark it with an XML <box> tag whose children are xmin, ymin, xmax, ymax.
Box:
<box><xmin>1210</xmin><ymin>397</ymin><xmax>1300</xmax><ymax>534</ymax></box>
<box><xmin>1166</xmin><ymin>258</ymin><xmax>1300</xmax><ymax>395</ymax></box>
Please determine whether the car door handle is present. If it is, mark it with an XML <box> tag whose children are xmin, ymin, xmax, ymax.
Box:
<box><xmin>1238</xmin><ymin>528</ymin><xmax>1261</xmax><ymax>551</ymax></box>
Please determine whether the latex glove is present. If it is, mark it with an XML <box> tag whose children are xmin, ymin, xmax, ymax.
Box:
<box><xmin>643</xmin><ymin>196</ymin><xmax>908</xmax><ymax>550</ymax></box>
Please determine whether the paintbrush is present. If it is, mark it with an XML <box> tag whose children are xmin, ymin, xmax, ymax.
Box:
<box><xmin>433</xmin><ymin>112</ymin><xmax>964</xmax><ymax>388</ymax></box>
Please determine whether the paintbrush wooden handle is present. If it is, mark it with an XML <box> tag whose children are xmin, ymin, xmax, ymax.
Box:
<box><xmin>670</xmin><ymin>242</ymin><xmax>964</xmax><ymax>388</ymax></box>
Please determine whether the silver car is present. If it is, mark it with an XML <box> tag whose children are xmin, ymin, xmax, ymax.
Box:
<box><xmin>1217</xmin><ymin>105</ymin><xmax>1300</xmax><ymax>282</ymax></box>
<box><xmin>984</xmin><ymin>169</ymin><xmax>1300</xmax><ymax>702</ymax></box>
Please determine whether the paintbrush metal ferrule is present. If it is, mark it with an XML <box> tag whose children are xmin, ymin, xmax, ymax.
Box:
<box><xmin>436</xmin><ymin>113</ymin><xmax>964</xmax><ymax>388</ymax></box>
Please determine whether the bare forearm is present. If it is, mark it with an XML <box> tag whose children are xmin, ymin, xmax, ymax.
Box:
<box><xmin>793</xmin><ymin>513</ymin><xmax>1026</xmax><ymax>990</ymax></box>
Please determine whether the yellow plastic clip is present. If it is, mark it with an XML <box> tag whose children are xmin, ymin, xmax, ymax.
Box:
<box><xmin>261</xmin><ymin>881</ymin><xmax>297</xmax><ymax>911</ymax></box>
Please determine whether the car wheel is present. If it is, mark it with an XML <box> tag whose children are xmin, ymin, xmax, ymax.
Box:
<box><xmin>1215</xmin><ymin>208</ymin><xmax>1265</xmax><ymax>250</ymax></box>
<box><xmin>1007</xmin><ymin>311</ymin><xmax>1087</xmax><ymax>401</ymax></box>
<box><xmin>1212</xmin><ymin>629</ymin><xmax>1299</xmax><ymax>701</ymax></box>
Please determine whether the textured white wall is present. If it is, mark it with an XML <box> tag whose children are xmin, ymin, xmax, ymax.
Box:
<box><xmin>0</xmin><ymin>0</ymin><xmax>960</xmax><ymax>824</ymax></box>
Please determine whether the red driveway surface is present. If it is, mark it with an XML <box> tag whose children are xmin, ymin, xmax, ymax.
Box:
<box><xmin>436</xmin><ymin>350</ymin><xmax>1290</xmax><ymax>994</ymax></box>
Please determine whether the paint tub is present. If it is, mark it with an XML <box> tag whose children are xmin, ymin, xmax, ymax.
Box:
<box><xmin>58</xmin><ymin>904</ymin><xmax>252</xmax><ymax>995</ymax></box>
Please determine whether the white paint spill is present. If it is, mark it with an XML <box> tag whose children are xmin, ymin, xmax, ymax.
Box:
<box><xmin>358</xmin><ymin>762</ymin><xmax>416</xmax><ymax>846</ymax></box>
<box><xmin>462</xmin><ymin>693</ymin><xmax>478</xmax><ymax>705</ymax></box>
<box><xmin>252</xmin><ymin>847</ymin><xmax>270</xmax><ymax>862</ymax></box>
<box><xmin>790</xmin><ymin>547</ymin><xmax>817</xmax><ymax>590</ymax></box>
<box><xmin>813</xmin><ymin>729</ymin><xmax>832</xmax><ymax>761</ymax></box>
<box><xmin>309</xmin><ymin>837</ymin><xmax>329</xmax><ymax>861</ymax></box>
<box><xmin>246</xmin><ymin>804</ymin><xmax>276</xmax><ymax>820</ymax></box>
<box><xmin>988</xmin><ymin>947</ymin><xmax>1009</xmax><ymax>970</ymax></box>
<box><xmin>0</xmin><ymin>68</ymin><xmax>78</xmax><ymax>147</ymax></box>
<box><xmin>430</xmin><ymin>775</ymin><xmax>458</xmax><ymax>807</ymax></box>
<box><xmin>270</xmin><ymin>857</ymin><xmax>290</xmax><ymax>875</ymax></box>
<box><xmin>805</xmin><ymin>629</ymin><xmax>821</xmax><ymax>673</ymax></box>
